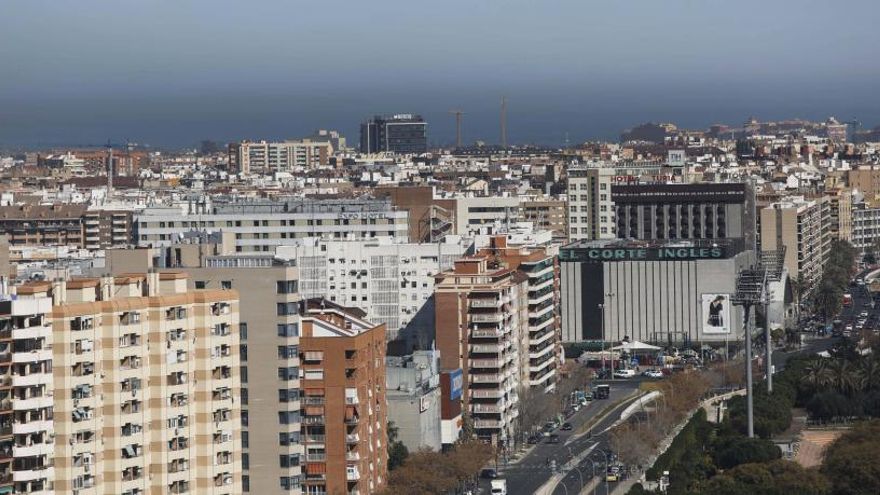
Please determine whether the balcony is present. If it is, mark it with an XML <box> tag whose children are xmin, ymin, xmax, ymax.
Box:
<box><xmin>471</xmin><ymin>328</ymin><xmax>502</xmax><ymax>339</ymax></box>
<box><xmin>469</xmin><ymin>298</ymin><xmax>501</xmax><ymax>308</ymax></box>
<box><xmin>12</xmin><ymin>419</ymin><xmax>51</xmax><ymax>435</ymax></box>
<box><xmin>346</xmin><ymin>468</ymin><xmax>361</xmax><ymax>482</ymax></box>
<box><xmin>345</xmin><ymin>433</ymin><xmax>359</xmax><ymax>444</ymax></box>
<box><xmin>12</xmin><ymin>349</ymin><xmax>52</xmax><ymax>364</ymax></box>
<box><xmin>11</xmin><ymin>372</ymin><xmax>49</xmax><ymax>388</ymax></box>
<box><xmin>471</xmin><ymin>403</ymin><xmax>502</xmax><ymax>414</ymax></box>
<box><xmin>469</xmin><ymin>358</ymin><xmax>502</xmax><ymax>369</ymax></box>
<box><xmin>13</xmin><ymin>442</ymin><xmax>53</xmax><ymax>458</ymax></box>
<box><xmin>470</xmin><ymin>373</ymin><xmax>503</xmax><ymax>383</ymax></box>
<box><xmin>345</xmin><ymin>451</ymin><xmax>361</xmax><ymax>462</ymax></box>
<box><xmin>470</xmin><ymin>313</ymin><xmax>503</xmax><ymax>324</ymax></box>
<box><xmin>470</xmin><ymin>389</ymin><xmax>503</xmax><ymax>399</ymax></box>
<box><xmin>12</xmin><ymin>466</ymin><xmax>54</xmax><ymax>483</ymax></box>
<box><xmin>470</xmin><ymin>343</ymin><xmax>502</xmax><ymax>354</ymax></box>
<box><xmin>473</xmin><ymin>419</ymin><xmax>503</xmax><ymax>429</ymax></box>
<box><xmin>13</xmin><ymin>395</ymin><xmax>53</xmax><ymax>411</ymax></box>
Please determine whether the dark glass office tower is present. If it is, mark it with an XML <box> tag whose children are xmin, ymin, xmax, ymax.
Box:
<box><xmin>359</xmin><ymin>114</ymin><xmax>427</xmax><ymax>154</ymax></box>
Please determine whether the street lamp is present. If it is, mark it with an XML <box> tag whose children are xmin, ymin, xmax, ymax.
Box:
<box><xmin>592</xmin><ymin>449</ymin><xmax>613</xmax><ymax>495</ymax></box>
<box><xmin>600</xmin><ymin>292</ymin><xmax>616</xmax><ymax>380</ymax></box>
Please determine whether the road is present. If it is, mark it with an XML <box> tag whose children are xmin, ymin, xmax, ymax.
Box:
<box><xmin>479</xmin><ymin>380</ymin><xmax>640</xmax><ymax>495</ymax></box>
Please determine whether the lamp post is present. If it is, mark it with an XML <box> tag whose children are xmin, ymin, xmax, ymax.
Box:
<box><xmin>592</xmin><ymin>449</ymin><xmax>612</xmax><ymax>495</ymax></box>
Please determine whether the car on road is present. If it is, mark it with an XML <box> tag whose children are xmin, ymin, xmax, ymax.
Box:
<box><xmin>561</xmin><ymin>422</ymin><xmax>573</xmax><ymax>431</ymax></box>
<box><xmin>480</xmin><ymin>468</ymin><xmax>498</xmax><ymax>479</ymax></box>
<box><xmin>594</xmin><ymin>384</ymin><xmax>611</xmax><ymax>399</ymax></box>
<box><xmin>606</xmin><ymin>465</ymin><xmax>622</xmax><ymax>482</ymax></box>
<box><xmin>861</xmin><ymin>311</ymin><xmax>869</xmax><ymax>318</ymax></box>
<box><xmin>642</xmin><ymin>369</ymin><xmax>664</xmax><ymax>378</ymax></box>
<box><xmin>547</xmin><ymin>434</ymin><xmax>560</xmax><ymax>444</ymax></box>
<box><xmin>527</xmin><ymin>435</ymin><xmax>541</xmax><ymax>444</ymax></box>
<box><xmin>490</xmin><ymin>479</ymin><xmax>507</xmax><ymax>495</ymax></box>
<box><xmin>613</xmin><ymin>369</ymin><xmax>636</xmax><ymax>379</ymax></box>
<box><xmin>595</xmin><ymin>369</ymin><xmax>611</xmax><ymax>379</ymax></box>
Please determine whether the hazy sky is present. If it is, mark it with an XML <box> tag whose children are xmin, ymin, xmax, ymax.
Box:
<box><xmin>2</xmin><ymin>0</ymin><xmax>879</xmax><ymax>148</ymax></box>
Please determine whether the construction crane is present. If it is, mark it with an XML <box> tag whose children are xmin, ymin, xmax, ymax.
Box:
<box><xmin>500</xmin><ymin>96</ymin><xmax>508</xmax><ymax>148</ymax></box>
<box><xmin>448</xmin><ymin>110</ymin><xmax>465</xmax><ymax>148</ymax></box>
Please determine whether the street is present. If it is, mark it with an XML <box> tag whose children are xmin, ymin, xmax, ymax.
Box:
<box><xmin>476</xmin><ymin>380</ymin><xmax>640</xmax><ymax>495</ymax></box>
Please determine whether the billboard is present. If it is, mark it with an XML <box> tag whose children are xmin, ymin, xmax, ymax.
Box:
<box><xmin>701</xmin><ymin>294</ymin><xmax>731</xmax><ymax>334</ymax></box>
<box><xmin>448</xmin><ymin>369</ymin><xmax>463</xmax><ymax>400</ymax></box>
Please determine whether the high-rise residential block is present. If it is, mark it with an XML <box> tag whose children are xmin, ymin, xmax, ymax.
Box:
<box><xmin>434</xmin><ymin>254</ymin><xmax>527</xmax><ymax>444</ymax></box>
<box><xmin>760</xmin><ymin>196</ymin><xmax>832</xmax><ymax>294</ymax></box>
<box><xmin>133</xmin><ymin>197</ymin><xmax>410</xmax><ymax>251</ymax></box>
<box><xmin>298</xmin><ymin>299</ymin><xmax>387</xmax><ymax>495</ymax></box>
<box><xmin>276</xmin><ymin>236</ymin><xmax>468</xmax><ymax>342</ymax></box>
<box><xmin>227</xmin><ymin>140</ymin><xmax>334</xmax><ymax>175</ymax></box>
<box><xmin>566</xmin><ymin>166</ymin><xmax>616</xmax><ymax>242</ymax></box>
<box><xmin>2</xmin><ymin>271</ymin><xmax>242</xmax><ymax>495</ymax></box>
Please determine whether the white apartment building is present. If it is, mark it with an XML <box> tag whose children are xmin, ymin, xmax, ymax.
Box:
<box><xmin>442</xmin><ymin>196</ymin><xmax>522</xmax><ymax>235</ymax></box>
<box><xmin>134</xmin><ymin>198</ymin><xmax>410</xmax><ymax>252</ymax></box>
<box><xmin>228</xmin><ymin>140</ymin><xmax>333</xmax><ymax>174</ymax></box>
<box><xmin>276</xmin><ymin>236</ymin><xmax>471</xmax><ymax>341</ymax></box>
<box><xmin>851</xmin><ymin>201</ymin><xmax>880</xmax><ymax>254</ymax></box>
<box><xmin>566</xmin><ymin>166</ymin><xmax>616</xmax><ymax>242</ymax></box>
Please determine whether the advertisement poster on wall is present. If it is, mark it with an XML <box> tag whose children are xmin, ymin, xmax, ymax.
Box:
<box><xmin>701</xmin><ymin>293</ymin><xmax>731</xmax><ymax>334</ymax></box>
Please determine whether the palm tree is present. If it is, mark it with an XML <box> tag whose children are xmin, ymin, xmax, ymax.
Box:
<box><xmin>858</xmin><ymin>357</ymin><xmax>880</xmax><ymax>392</ymax></box>
<box><xmin>801</xmin><ymin>359</ymin><xmax>834</xmax><ymax>393</ymax></box>
<box><xmin>829</xmin><ymin>359</ymin><xmax>861</xmax><ymax>396</ymax></box>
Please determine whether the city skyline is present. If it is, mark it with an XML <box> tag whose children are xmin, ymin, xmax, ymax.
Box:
<box><xmin>2</xmin><ymin>0</ymin><xmax>880</xmax><ymax>148</ymax></box>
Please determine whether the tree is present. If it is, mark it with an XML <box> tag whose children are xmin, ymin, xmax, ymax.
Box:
<box><xmin>801</xmin><ymin>359</ymin><xmax>834</xmax><ymax>394</ymax></box>
<box><xmin>712</xmin><ymin>436</ymin><xmax>781</xmax><ymax>470</ymax></box>
<box><xmin>806</xmin><ymin>391</ymin><xmax>859</xmax><ymax>422</ymax></box>
<box><xmin>822</xmin><ymin>420</ymin><xmax>880</xmax><ymax>495</ymax></box>
<box><xmin>700</xmin><ymin>460</ymin><xmax>830</xmax><ymax>495</ymax></box>
<box><xmin>387</xmin><ymin>421</ymin><xmax>409</xmax><ymax>471</ymax></box>
<box><xmin>517</xmin><ymin>386</ymin><xmax>553</xmax><ymax>441</ymax></box>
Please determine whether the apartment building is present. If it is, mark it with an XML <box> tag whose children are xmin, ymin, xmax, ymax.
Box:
<box><xmin>0</xmin><ymin>205</ymin><xmax>87</xmax><ymax>248</ymax></box>
<box><xmin>566</xmin><ymin>166</ymin><xmax>616</xmax><ymax>241</ymax></box>
<box><xmin>82</xmin><ymin>210</ymin><xmax>133</xmax><ymax>250</ymax></box>
<box><xmin>519</xmin><ymin>197</ymin><xmax>567</xmax><ymax>240</ymax></box>
<box><xmin>824</xmin><ymin>187</ymin><xmax>853</xmax><ymax>241</ymax></box>
<box><xmin>153</xmin><ymin>252</ymin><xmax>303</xmax><ymax>495</ymax></box>
<box><xmin>434</xmin><ymin>255</ymin><xmax>527</xmax><ymax>444</ymax></box>
<box><xmin>851</xmin><ymin>201</ymin><xmax>880</xmax><ymax>254</ymax></box>
<box><xmin>847</xmin><ymin>166</ymin><xmax>880</xmax><ymax>205</ymax></box>
<box><xmin>1</xmin><ymin>291</ymin><xmax>53</xmax><ymax>494</ymax></box>
<box><xmin>3</xmin><ymin>271</ymin><xmax>242</xmax><ymax>494</ymax></box>
<box><xmin>477</xmin><ymin>236</ymin><xmax>561</xmax><ymax>393</ymax></box>
<box><xmin>760</xmin><ymin>196</ymin><xmax>832</xmax><ymax>291</ymax></box>
<box><xmin>133</xmin><ymin>198</ymin><xmax>410</xmax><ymax>251</ymax></box>
<box><xmin>227</xmin><ymin>140</ymin><xmax>333</xmax><ymax>174</ymax></box>
<box><xmin>298</xmin><ymin>299</ymin><xmax>387</xmax><ymax>495</ymax></box>
<box><xmin>436</xmin><ymin>196</ymin><xmax>521</xmax><ymax>236</ymax></box>
<box><xmin>276</xmin><ymin>236</ymin><xmax>469</xmax><ymax>341</ymax></box>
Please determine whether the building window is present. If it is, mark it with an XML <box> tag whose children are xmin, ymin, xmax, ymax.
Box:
<box><xmin>242</xmin><ymin>431</ymin><xmax>249</xmax><ymax>448</ymax></box>
<box><xmin>278</xmin><ymin>411</ymin><xmax>301</xmax><ymax>424</ymax></box>
<box><xmin>240</xmin><ymin>345</ymin><xmax>248</xmax><ymax>361</ymax></box>
<box><xmin>279</xmin><ymin>454</ymin><xmax>301</xmax><ymax>468</ymax></box>
<box><xmin>279</xmin><ymin>431</ymin><xmax>301</xmax><ymax>445</ymax></box>
<box><xmin>242</xmin><ymin>453</ymin><xmax>249</xmax><ymax>470</ymax></box>
<box><xmin>277</xmin><ymin>302</ymin><xmax>300</xmax><ymax>316</ymax></box>
<box><xmin>240</xmin><ymin>323</ymin><xmax>248</xmax><ymax>340</ymax></box>
<box><xmin>221</xmin><ymin>281</ymin><xmax>232</xmax><ymax>290</ymax></box>
<box><xmin>277</xmin><ymin>281</ymin><xmax>298</xmax><ymax>294</ymax></box>
<box><xmin>243</xmin><ymin>476</ymin><xmax>250</xmax><ymax>492</ymax></box>
<box><xmin>278</xmin><ymin>345</ymin><xmax>299</xmax><ymax>359</ymax></box>
<box><xmin>195</xmin><ymin>281</ymin><xmax>206</xmax><ymax>289</ymax></box>
<box><xmin>277</xmin><ymin>324</ymin><xmax>299</xmax><ymax>337</ymax></box>
<box><xmin>278</xmin><ymin>389</ymin><xmax>299</xmax><ymax>402</ymax></box>
<box><xmin>277</xmin><ymin>367</ymin><xmax>300</xmax><ymax>381</ymax></box>
<box><xmin>241</xmin><ymin>388</ymin><xmax>249</xmax><ymax>405</ymax></box>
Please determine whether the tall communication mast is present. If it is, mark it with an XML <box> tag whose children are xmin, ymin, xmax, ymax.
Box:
<box><xmin>449</xmin><ymin>110</ymin><xmax>465</xmax><ymax>148</ymax></box>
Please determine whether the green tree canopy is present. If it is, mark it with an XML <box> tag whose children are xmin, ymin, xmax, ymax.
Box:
<box><xmin>822</xmin><ymin>420</ymin><xmax>880</xmax><ymax>495</ymax></box>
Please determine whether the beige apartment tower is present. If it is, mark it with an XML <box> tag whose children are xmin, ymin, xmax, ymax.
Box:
<box><xmin>7</xmin><ymin>271</ymin><xmax>242</xmax><ymax>495</ymax></box>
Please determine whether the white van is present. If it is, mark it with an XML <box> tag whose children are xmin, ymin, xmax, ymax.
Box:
<box><xmin>491</xmin><ymin>479</ymin><xmax>507</xmax><ymax>495</ymax></box>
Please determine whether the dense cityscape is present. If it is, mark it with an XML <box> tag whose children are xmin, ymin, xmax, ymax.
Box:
<box><xmin>1</xmin><ymin>113</ymin><xmax>879</xmax><ymax>495</ymax></box>
<box><xmin>4</xmin><ymin>2</ymin><xmax>880</xmax><ymax>495</ymax></box>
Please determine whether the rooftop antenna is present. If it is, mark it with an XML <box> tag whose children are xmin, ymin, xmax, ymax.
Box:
<box><xmin>500</xmin><ymin>96</ymin><xmax>508</xmax><ymax>148</ymax></box>
<box><xmin>449</xmin><ymin>110</ymin><xmax>465</xmax><ymax>148</ymax></box>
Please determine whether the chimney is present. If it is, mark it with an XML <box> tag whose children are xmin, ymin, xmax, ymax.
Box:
<box><xmin>99</xmin><ymin>274</ymin><xmax>115</xmax><ymax>301</ymax></box>
<box><xmin>51</xmin><ymin>277</ymin><xmax>67</xmax><ymax>306</ymax></box>
<box><xmin>147</xmin><ymin>269</ymin><xmax>160</xmax><ymax>297</ymax></box>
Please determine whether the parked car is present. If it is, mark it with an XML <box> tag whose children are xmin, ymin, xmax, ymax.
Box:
<box><xmin>481</xmin><ymin>468</ymin><xmax>498</xmax><ymax>479</ymax></box>
<box><xmin>547</xmin><ymin>434</ymin><xmax>560</xmax><ymax>444</ymax></box>
<box><xmin>595</xmin><ymin>369</ymin><xmax>611</xmax><ymax>379</ymax></box>
<box><xmin>527</xmin><ymin>435</ymin><xmax>541</xmax><ymax>444</ymax></box>
<box><xmin>561</xmin><ymin>422</ymin><xmax>573</xmax><ymax>431</ymax></box>
<box><xmin>613</xmin><ymin>369</ymin><xmax>636</xmax><ymax>379</ymax></box>
<box><xmin>642</xmin><ymin>369</ymin><xmax>664</xmax><ymax>378</ymax></box>
<box><xmin>606</xmin><ymin>465</ymin><xmax>622</xmax><ymax>482</ymax></box>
